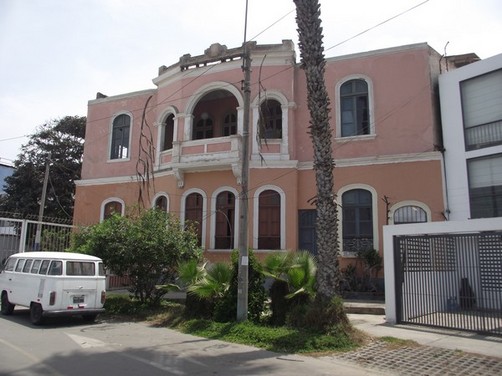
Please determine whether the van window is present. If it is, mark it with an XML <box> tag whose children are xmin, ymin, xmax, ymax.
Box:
<box><xmin>66</xmin><ymin>261</ymin><xmax>95</xmax><ymax>276</ymax></box>
<box><xmin>48</xmin><ymin>261</ymin><xmax>62</xmax><ymax>276</ymax></box>
<box><xmin>15</xmin><ymin>259</ymin><xmax>26</xmax><ymax>272</ymax></box>
<box><xmin>31</xmin><ymin>260</ymin><xmax>41</xmax><ymax>274</ymax></box>
<box><xmin>39</xmin><ymin>260</ymin><xmax>50</xmax><ymax>275</ymax></box>
<box><xmin>4</xmin><ymin>257</ymin><xmax>16</xmax><ymax>272</ymax></box>
<box><xmin>98</xmin><ymin>262</ymin><xmax>106</xmax><ymax>276</ymax></box>
<box><xmin>23</xmin><ymin>259</ymin><xmax>33</xmax><ymax>273</ymax></box>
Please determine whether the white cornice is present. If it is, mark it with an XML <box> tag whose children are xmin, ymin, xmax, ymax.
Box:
<box><xmin>75</xmin><ymin>175</ymin><xmax>136</xmax><ymax>186</ymax></box>
<box><xmin>76</xmin><ymin>152</ymin><xmax>441</xmax><ymax>186</ymax></box>
<box><xmin>298</xmin><ymin>151</ymin><xmax>442</xmax><ymax>170</ymax></box>
<box><xmin>76</xmin><ymin>170</ymin><xmax>176</xmax><ymax>187</ymax></box>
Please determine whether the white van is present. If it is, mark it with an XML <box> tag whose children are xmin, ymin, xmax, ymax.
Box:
<box><xmin>0</xmin><ymin>252</ymin><xmax>106</xmax><ymax>325</ymax></box>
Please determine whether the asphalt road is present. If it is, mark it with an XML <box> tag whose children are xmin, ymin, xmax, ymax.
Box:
<box><xmin>0</xmin><ymin>308</ymin><xmax>377</xmax><ymax>376</ymax></box>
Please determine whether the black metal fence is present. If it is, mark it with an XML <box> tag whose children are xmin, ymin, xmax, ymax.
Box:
<box><xmin>394</xmin><ymin>231</ymin><xmax>502</xmax><ymax>336</ymax></box>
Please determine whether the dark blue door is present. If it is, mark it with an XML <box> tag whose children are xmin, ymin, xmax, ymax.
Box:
<box><xmin>298</xmin><ymin>210</ymin><xmax>317</xmax><ymax>256</ymax></box>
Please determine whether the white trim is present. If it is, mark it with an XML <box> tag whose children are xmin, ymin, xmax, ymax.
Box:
<box><xmin>76</xmin><ymin>175</ymin><xmax>140</xmax><ymax>186</ymax></box>
<box><xmin>297</xmin><ymin>151</ymin><xmax>442</xmax><ymax>170</ymax></box>
<box><xmin>209</xmin><ymin>186</ymin><xmax>240</xmax><ymax>250</ymax></box>
<box><xmin>337</xmin><ymin>184</ymin><xmax>379</xmax><ymax>256</ymax></box>
<box><xmin>100</xmin><ymin>197</ymin><xmax>125</xmax><ymax>222</ymax></box>
<box><xmin>184</xmin><ymin>81</ymin><xmax>244</xmax><ymax>140</ymax></box>
<box><xmin>252</xmin><ymin>185</ymin><xmax>286</xmax><ymax>250</ymax></box>
<box><xmin>335</xmin><ymin>75</ymin><xmax>375</xmax><ymax>138</ymax></box>
<box><xmin>108</xmin><ymin>111</ymin><xmax>133</xmax><ymax>162</ymax></box>
<box><xmin>151</xmin><ymin>192</ymin><xmax>170</xmax><ymax>212</ymax></box>
<box><xmin>388</xmin><ymin>200</ymin><xmax>431</xmax><ymax>225</ymax></box>
<box><xmin>180</xmin><ymin>188</ymin><xmax>208</xmax><ymax>248</ymax></box>
<box><xmin>251</xmin><ymin>91</ymin><xmax>293</xmax><ymax>161</ymax></box>
<box><xmin>156</xmin><ymin>107</ymin><xmax>179</xmax><ymax>167</ymax></box>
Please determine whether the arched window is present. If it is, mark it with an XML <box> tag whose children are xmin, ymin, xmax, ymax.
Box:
<box><xmin>340</xmin><ymin>79</ymin><xmax>369</xmax><ymax>137</ymax></box>
<box><xmin>193</xmin><ymin>113</ymin><xmax>213</xmax><ymax>140</ymax></box>
<box><xmin>215</xmin><ymin>191</ymin><xmax>235</xmax><ymax>249</ymax></box>
<box><xmin>258</xmin><ymin>190</ymin><xmax>281</xmax><ymax>249</ymax></box>
<box><xmin>394</xmin><ymin>205</ymin><xmax>427</xmax><ymax>224</ymax></box>
<box><xmin>162</xmin><ymin>114</ymin><xmax>174</xmax><ymax>151</ymax></box>
<box><xmin>185</xmin><ymin>192</ymin><xmax>203</xmax><ymax>246</ymax></box>
<box><xmin>110</xmin><ymin>114</ymin><xmax>131</xmax><ymax>159</ymax></box>
<box><xmin>342</xmin><ymin>189</ymin><xmax>373</xmax><ymax>253</ymax></box>
<box><xmin>223</xmin><ymin>112</ymin><xmax>237</xmax><ymax>136</ymax></box>
<box><xmin>259</xmin><ymin>99</ymin><xmax>282</xmax><ymax>139</ymax></box>
<box><xmin>103</xmin><ymin>201</ymin><xmax>123</xmax><ymax>220</ymax></box>
<box><xmin>154</xmin><ymin>195</ymin><xmax>168</xmax><ymax>212</ymax></box>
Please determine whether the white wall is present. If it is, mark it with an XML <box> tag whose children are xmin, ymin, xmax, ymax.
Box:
<box><xmin>439</xmin><ymin>53</ymin><xmax>502</xmax><ymax>221</ymax></box>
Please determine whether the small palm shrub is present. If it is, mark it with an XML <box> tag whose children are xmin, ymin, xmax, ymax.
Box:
<box><xmin>263</xmin><ymin>251</ymin><xmax>317</xmax><ymax>326</ymax></box>
<box><xmin>213</xmin><ymin>249</ymin><xmax>266</xmax><ymax>323</ymax></box>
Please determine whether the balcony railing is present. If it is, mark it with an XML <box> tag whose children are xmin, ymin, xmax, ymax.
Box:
<box><xmin>157</xmin><ymin>135</ymin><xmax>242</xmax><ymax>187</ymax></box>
<box><xmin>465</xmin><ymin>120</ymin><xmax>502</xmax><ymax>150</ymax></box>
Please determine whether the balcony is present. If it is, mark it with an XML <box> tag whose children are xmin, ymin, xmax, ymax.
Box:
<box><xmin>157</xmin><ymin>135</ymin><xmax>242</xmax><ymax>187</ymax></box>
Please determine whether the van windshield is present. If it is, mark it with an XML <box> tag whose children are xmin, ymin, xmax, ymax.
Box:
<box><xmin>3</xmin><ymin>257</ymin><xmax>16</xmax><ymax>272</ymax></box>
<box><xmin>66</xmin><ymin>261</ymin><xmax>95</xmax><ymax>276</ymax></box>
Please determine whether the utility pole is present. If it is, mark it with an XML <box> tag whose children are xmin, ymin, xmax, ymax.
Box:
<box><xmin>34</xmin><ymin>153</ymin><xmax>51</xmax><ymax>251</ymax></box>
<box><xmin>237</xmin><ymin>41</ymin><xmax>251</xmax><ymax>322</ymax></box>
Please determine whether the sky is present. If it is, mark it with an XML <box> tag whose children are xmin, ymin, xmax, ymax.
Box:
<box><xmin>0</xmin><ymin>0</ymin><xmax>501</xmax><ymax>164</ymax></box>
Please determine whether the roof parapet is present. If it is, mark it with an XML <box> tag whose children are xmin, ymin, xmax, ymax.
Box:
<box><xmin>157</xmin><ymin>40</ymin><xmax>295</xmax><ymax>77</ymax></box>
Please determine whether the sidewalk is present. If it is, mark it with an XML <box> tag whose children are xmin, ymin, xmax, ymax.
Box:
<box><xmin>348</xmin><ymin>313</ymin><xmax>502</xmax><ymax>358</ymax></box>
<box><xmin>325</xmin><ymin>313</ymin><xmax>502</xmax><ymax>375</ymax></box>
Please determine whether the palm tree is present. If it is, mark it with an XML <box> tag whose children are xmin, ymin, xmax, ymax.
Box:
<box><xmin>262</xmin><ymin>252</ymin><xmax>293</xmax><ymax>325</ymax></box>
<box><xmin>177</xmin><ymin>260</ymin><xmax>232</xmax><ymax>319</ymax></box>
<box><xmin>286</xmin><ymin>251</ymin><xmax>317</xmax><ymax>304</ymax></box>
<box><xmin>188</xmin><ymin>262</ymin><xmax>233</xmax><ymax>299</ymax></box>
<box><xmin>262</xmin><ymin>251</ymin><xmax>317</xmax><ymax>325</ymax></box>
<box><xmin>294</xmin><ymin>0</ymin><xmax>340</xmax><ymax>301</ymax></box>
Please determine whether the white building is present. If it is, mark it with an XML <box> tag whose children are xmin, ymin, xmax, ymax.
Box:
<box><xmin>440</xmin><ymin>53</ymin><xmax>502</xmax><ymax>221</ymax></box>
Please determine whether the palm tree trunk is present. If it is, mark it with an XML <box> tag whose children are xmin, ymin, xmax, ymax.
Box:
<box><xmin>294</xmin><ymin>0</ymin><xmax>340</xmax><ymax>300</ymax></box>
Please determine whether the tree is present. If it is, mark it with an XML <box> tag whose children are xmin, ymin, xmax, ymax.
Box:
<box><xmin>293</xmin><ymin>0</ymin><xmax>340</xmax><ymax>300</ymax></box>
<box><xmin>0</xmin><ymin>116</ymin><xmax>86</xmax><ymax>221</ymax></box>
<box><xmin>70</xmin><ymin>209</ymin><xmax>202</xmax><ymax>305</ymax></box>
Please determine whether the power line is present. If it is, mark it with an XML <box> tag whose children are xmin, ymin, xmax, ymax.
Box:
<box><xmin>0</xmin><ymin>135</ymin><xmax>29</xmax><ymax>143</ymax></box>
<box><xmin>326</xmin><ymin>0</ymin><xmax>430</xmax><ymax>51</ymax></box>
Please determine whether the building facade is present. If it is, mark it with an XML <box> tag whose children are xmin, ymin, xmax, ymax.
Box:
<box><xmin>74</xmin><ymin>41</ymin><xmax>448</xmax><ymax>265</ymax></box>
<box><xmin>440</xmin><ymin>53</ymin><xmax>502</xmax><ymax>221</ymax></box>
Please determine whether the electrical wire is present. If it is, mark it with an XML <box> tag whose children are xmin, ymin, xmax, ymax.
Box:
<box><xmin>326</xmin><ymin>0</ymin><xmax>430</xmax><ymax>52</ymax></box>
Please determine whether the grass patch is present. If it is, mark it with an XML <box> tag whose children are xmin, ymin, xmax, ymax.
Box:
<box><xmin>103</xmin><ymin>294</ymin><xmax>363</xmax><ymax>354</ymax></box>
<box><xmin>379</xmin><ymin>336</ymin><xmax>419</xmax><ymax>349</ymax></box>
<box><xmin>177</xmin><ymin>319</ymin><xmax>360</xmax><ymax>353</ymax></box>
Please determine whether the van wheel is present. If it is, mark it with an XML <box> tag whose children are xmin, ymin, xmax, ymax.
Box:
<box><xmin>82</xmin><ymin>314</ymin><xmax>97</xmax><ymax>323</ymax></box>
<box><xmin>30</xmin><ymin>303</ymin><xmax>44</xmax><ymax>325</ymax></box>
<box><xmin>1</xmin><ymin>292</ymin><xmax>15</xmax><ymax>315</ymax></box>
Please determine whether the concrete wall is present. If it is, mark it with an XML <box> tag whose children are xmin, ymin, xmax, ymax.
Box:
<box><xmin>440</xmin><ymin>53</ymin><xmax>502</xmax><ymax>221</ymax></box>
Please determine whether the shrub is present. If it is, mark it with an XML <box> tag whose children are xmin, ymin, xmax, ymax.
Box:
<box><xmin>287</xmin><ymin>295</ymin><xmax>350</xmax><ymax>335</ymax></box>
<box><xmin>70</xmin><ymin>209</ymin><xmax>202</xmax><ymax>306</ymax></box>
<box><xmin>213</xmin><ymin>249</ymin><xmax>266</xmax><ymax>323</ymax></box>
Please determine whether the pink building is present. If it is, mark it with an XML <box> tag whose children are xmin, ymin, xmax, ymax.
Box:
<box><xmin>74</xmin><ymin>41</ymin><xmax>447</xmax><ymax>268</ymax></box>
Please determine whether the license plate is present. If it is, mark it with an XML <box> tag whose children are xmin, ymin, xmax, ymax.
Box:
<box><xmin>73</xmin><ymin>295</ymin><xmax>85</xmax><ymax>304</ymax></box>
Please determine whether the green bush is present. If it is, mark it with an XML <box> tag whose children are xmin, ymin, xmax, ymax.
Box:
<box><xmin>71</xmin><ymin>209</ymin><xmax>202</xmax><ymax>306</ymax></box>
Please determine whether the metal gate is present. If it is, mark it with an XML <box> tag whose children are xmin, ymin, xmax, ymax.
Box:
<box><xmin>0</xmin><ymin>217</ymin><xmax>73</xmax><ymax>262</ymax></box>
<box><xmin>394</xmin><ymin>232</ymin><xmax>502</xmax><ymax>336</ymax></box>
